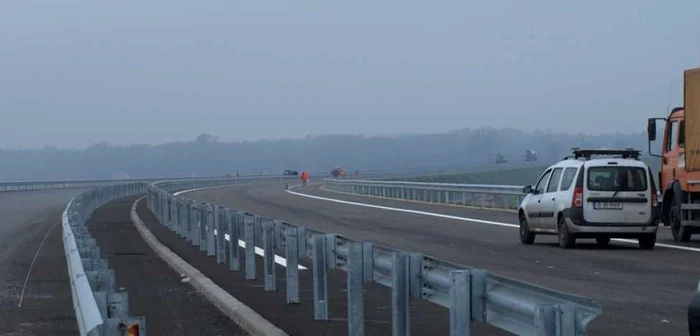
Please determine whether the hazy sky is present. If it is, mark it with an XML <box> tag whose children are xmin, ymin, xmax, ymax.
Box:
<box><xmin>1</xmin><ymin>1</ymin><xmax>699</xmax><ymax>149</ymax></box>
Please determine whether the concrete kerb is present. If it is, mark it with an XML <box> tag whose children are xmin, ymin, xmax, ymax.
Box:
<box><xmin>129</xmin><ymin>196</ymin><xmax>288</xmax><ymax>336</ymax></box>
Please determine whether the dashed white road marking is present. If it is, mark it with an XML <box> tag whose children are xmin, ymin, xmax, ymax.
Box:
<box><xmin>286</xmin><ymin>185</ymin><xmax>700</xmax><ymax>253</ymax></box>
<box><xmin>214</xmin><ymin>230</ymin><xmax>307</xmax><ymax>270</ymax></box>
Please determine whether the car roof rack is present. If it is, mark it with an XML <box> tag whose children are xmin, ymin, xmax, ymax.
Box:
<box><xmin>565</xmin><ymin>148</ymin><xmax>641</xmax><ymax>160</ymax></box>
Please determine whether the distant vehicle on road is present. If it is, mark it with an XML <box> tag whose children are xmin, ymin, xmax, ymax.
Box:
<box><xmin>518</xmin><ymin>148</ymin><xmax>659</xmax><ymax>249</ymax></box>
<box><xmin>647</xmin><ymin>67</ymin><xmax>700</xmax><ymax>242</ymax></box>
<box><xmin>330</xmin><ymin>166</ymin><xmax>345</xmax><ymax>178</ymax></box>
<box><xmin>525</xmin><ymin>149</ymin><xmax>538</xmax><ymax>162</ymax></box>
<box><xmin>284</xmin><ymin>170</ymin><xmax>299</xmax><ymax>176</ymax></box>
<box><xmin>495</xmin><ymin>153</ymin><xmax>508</xmax><ymax>164</ymax></box>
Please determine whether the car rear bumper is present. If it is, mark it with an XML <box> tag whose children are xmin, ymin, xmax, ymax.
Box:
<box><xmin>562</xmin><ymin>206</ymin><xmax>660</xmax><ymax>236</ymax></box>
<box><xmin>564</xmin><ymin>218</ymin><xmax>658</xmax><ymax>235</ymax></box>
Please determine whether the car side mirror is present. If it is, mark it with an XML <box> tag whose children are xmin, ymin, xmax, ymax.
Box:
<box><xmin>522</xmin><ymin>185</ymin><xmax>533</xmax><ymax>194</ymax></box>
<box><xmin>647</xmin><ymin>118</ymin><xmax>657</xmax><ymax>141</ymax></box>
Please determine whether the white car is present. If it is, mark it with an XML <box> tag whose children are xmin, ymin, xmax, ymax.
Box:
<box><xmin>518</xmin><ymin>148</ymin><xmax>660</xmax><ymax>249</ymax></box>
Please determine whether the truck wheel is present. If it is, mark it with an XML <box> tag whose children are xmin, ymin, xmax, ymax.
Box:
<box><xmin>671</xmin><ymin>197</ymin><xmax>692</xmax><ymax>242</ymax></box>
<box><xmin>519</xmin><ymin>215</ymin><xmax>535</xmax><ymax>244</ymax></box>
<box><xmin>558</xmin><ymin>216</ymin><xmax>575</xmax><ymax>249</ymax></box>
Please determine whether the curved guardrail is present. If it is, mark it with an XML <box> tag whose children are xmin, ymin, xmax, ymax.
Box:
<box><xmin>57</xmin><ymin>175</ymin><xmax>297</xmax><ymax>335</ymax></box>
<box><xmin>323</xmin><ymin>179</ymin><xmax>526</xmax><ymax>211</ymax></box>
<box><xmin>145</xmin><ymin>177</ymin><xmax>602</xmax><ymax>335</ymax></box>
<box><xmin>63</xmin><ymin>183</ymin><xmax>148</xmax><ymax>335</ymax></box>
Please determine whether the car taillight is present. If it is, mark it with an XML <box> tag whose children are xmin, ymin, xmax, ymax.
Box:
<box><xmin>651</xmin><ymin>188</ymin><xmax>658</xmax><ymax>207</ymax></box>
<box><xmin>572</xmin><ymin>186</ymin><xmax>583</xmax><ymax>208</ymax></box>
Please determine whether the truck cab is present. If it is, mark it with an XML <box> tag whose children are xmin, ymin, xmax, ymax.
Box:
<box><xmin>647</xmin><ymin>67</ymin><xmax>700</xmax><ymax>241</ymax></box>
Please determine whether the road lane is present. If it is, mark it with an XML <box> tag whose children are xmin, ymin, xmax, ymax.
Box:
<box><xmin>0</xmin><ymin>189</ymin><xmax>86</xmax><ymax>335</ymax></box>
<box><xmin>189</xmin><ymin>182</ymin><xmax>700</xmax><ymax>336</ymax></box>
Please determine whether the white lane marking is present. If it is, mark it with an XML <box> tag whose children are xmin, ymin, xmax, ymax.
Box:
<box><xmin>286</xmin><ymin>187</ymin><xmax>700</xmax><ymax>253</ymax></box>
<box><xmin>286</xmin><ymin>187</ymin><xmax>518</xmax><ymax>228</ymax></box>
<box><xmin>18</xmin><ymin>220</ymin><xmax>58</xmax><ymax>307</ymax></box>
<box><xmin>173</xmin><ymin>184</ymin><xmax>236</xmax><ymax>196</ymax></box>
<box><xmin>214</xmin><ymin>230</ymin><xmax>307</xmax><ymax>270</ymax></box>
<box><xmin>175</xmin><ymin>185</ymin><xmax>307</xmax><ymax>270</ymax></box>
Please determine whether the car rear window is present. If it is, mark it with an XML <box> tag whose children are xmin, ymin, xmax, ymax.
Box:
<box><xmin>587</xmin><ymin>166</ymin><xmax>647</xmax><ymax>192</ymax></box>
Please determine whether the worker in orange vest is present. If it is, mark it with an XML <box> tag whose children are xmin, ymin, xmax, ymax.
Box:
<box><xmin>300</xmin><ymin>171</ymin><xmax>309</xmax><ymax>185</ymax></box>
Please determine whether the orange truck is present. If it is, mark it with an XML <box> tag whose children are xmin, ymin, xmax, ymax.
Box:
<box><xmin>647</xmin><ymin>67</ymin><xmax>700</xmax><ymax>241</ymax></box>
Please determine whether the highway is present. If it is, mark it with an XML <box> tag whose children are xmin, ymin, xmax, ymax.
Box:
<box><xmin>0</xmin><ymin>188</ymin><xmax>248</xmax><ymax>336</ymax></box>
<box><xmin>0</xmin><ymin>189</ymin><xmax>85</xmax><ymax>335</ymax></box>
<box><xmin>188</xmin><ymin>182</ymin><xmax>700</xmax><ymax>336</ymax></box>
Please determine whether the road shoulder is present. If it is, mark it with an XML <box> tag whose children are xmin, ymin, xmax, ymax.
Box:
<box><xmin>88</xmin><ymin>196</ymin><xmax>249</xmax><ymax>336</ymax></box>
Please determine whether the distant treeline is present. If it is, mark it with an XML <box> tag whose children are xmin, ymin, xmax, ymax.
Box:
<box><xmin>0</xmin><ymin>128</ymin><xmax>655</xmax><ymax>181</ymax></box>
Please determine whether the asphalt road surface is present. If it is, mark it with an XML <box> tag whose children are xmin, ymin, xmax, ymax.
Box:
<box><xmin>0</xmin><ymin>189</ymin><xmax>85</xmax><ymax>336</ymax></box>
<box><xmin>188</xmin><ymin>182</ymin><xmax>700</xmax><ymax>336</ymax></box>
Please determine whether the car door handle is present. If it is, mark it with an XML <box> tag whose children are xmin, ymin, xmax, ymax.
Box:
<box><xmin>552</xmin><ymin>197</ymin><xmax>556</xmax><ymax>201</ymax></box>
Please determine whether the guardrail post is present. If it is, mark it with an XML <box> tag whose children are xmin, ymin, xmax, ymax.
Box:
<box><xmin>449</xmin><ymin>270</ymin><xmax>470</xmax><ymax>336</ymax></box>
<box><xmin>227</xmin><ymin>209</ymin><xmax>240</xmax><ymax>271</ymax></box>
<box><xmin>176</xmin><ymin>198</ymin><xmax>184</xmax><ymax>237</ymax></box>
<box><xmin>254</xmin><ymin>215</ymin><xmax>263</xmax><ymax>247</ymax></box>
<box><xmin>363</xmin><ymin>243</ymin><xmax>374</xmax><ymax>282</ymax></box>
<box><xmin>392</xmin><ymin>251</ymin><xmax>410</xmax><ymax>336</ymax></box>
<box><xmin>86</xmin><ymin>269</ymin><xmax>115</xmax><ymax>292</ymax></box>
<box><xmin>263</xmin><ymin>220</ymin><xmax>276</xmax><ymax>291</ymax></box>
<box><xmin>244</xmin><ymin>214</ymin><xmax>256</xmax><ymax>280</ymax></box>
<box><xmin>199</xmin><ymin>203</ymin><xmax>207</xmax><ymax>252</ymax></box>
<box><xmin>180</xmin><ymin>199</ymin><xmax>187</xmax><ymax>238</ymax></box>
<box><xmin>297</xmin><ymin>227</ymin><xmax>307</xmax><ymax>259</ymax></box>
<box><xmin>108</xmin><ymin>292</ymin><xmax>129</xmax><ymax>320</ymax></box>
<box><xmin>285</xmin><ymin>225</ymin><xmax>299</xmax><ymax>304</ymax></box>
<box><xmin>185</xmin><ymin>201</ymin><xmax>193</xmax><ymax>243</ymax></box>
<box><xmin>535</xmin><ymin>303</ymin><xmax>576</xmax><ymax>336</ymax></box>
<box><xmin>207</xmin><ymin>205</ymin><xmax>215</xmax><ymax>257</ymax></box>
<box><xmin>312</xmin><ymin>234</ymin><xmax>328</xmax><ymax>320</ymax></box>
<box><xmin>274</xmin><ymin>220</ymin><xmax>284</xmax><ymax>256</ymax></box>
<box><xmin>169</xmin><ymin>196</ymin><xmax>175</xmax><ymax>230</ymax></box>
<box><xmin>326</xmin><ymin>234</ymin><xmax>337</xmax><ymax>269</ymax></box>
<box><xmin>470</xmin><ymin>269</ymin><xmax>487</xmax><ymax>323</ymax></box>
<box><xmin>217</xmin><ymin>206</ymin><xmax>226</xmax><ymax>264</ymax></box>
<box><xmin>82</xmin><ymin>258</ymin><xmax>108</xmax><ymax>272</ymax></box>
<box><xmin>192</xmin><ymin>203</ymin><xmax>200</xmax><ymax>247</ymax></box>
<box><xmin>348</xmin><ymin>241</ymin><xmax>364</xmax><ymax>335</ymax></box>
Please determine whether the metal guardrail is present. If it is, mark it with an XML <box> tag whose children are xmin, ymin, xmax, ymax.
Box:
<box><xmin>147</xmin><ymin>178</ymin><xmax>602</xmax><ymax>335</ymax></box>
<box><xmin>348</xmin><ymin>161</ymin><xmax>546</xmax><ymax>181</ymax></box>
<box><xmin>62</xmin><ymin>183</ymin><xmax>148</xmax><ymax>335</ymax></box>
<box><xmin>323</xmin><ymin>179</ymin><xmax>526</xmax><ymax>211</ymax></box>
<box><xmin>60</xmin><ymin>175</ymin><xmax>297</xmax><ymax>335</ymax></box>
<box><xmin>0</xmin><ymin>174</ymin><xmax>297</xmax><ymax>192</ymax></box>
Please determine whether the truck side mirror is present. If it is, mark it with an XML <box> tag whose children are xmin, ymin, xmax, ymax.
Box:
<box><xmin>648</xmin><ymin>118</ymin><xmax>657</xmax><ymax>141</ymax></box>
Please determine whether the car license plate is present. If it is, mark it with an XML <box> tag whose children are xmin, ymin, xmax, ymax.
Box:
<box><xmin>593</xmin><ymin>202</ymin><xmax>623</xmax><ymax>210</ymax></box>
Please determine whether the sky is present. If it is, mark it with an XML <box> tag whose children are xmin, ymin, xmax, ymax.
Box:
<box><xmin>0</xmin><ymin>1</ymin><xmax>699</xmax><ymax>149</ymax></box>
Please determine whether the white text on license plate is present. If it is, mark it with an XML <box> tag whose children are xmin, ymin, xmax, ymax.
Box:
<box><xmin>594</xmin><ymin>202</ymin><xmax>622</xmax><ymax>210</ymax></box>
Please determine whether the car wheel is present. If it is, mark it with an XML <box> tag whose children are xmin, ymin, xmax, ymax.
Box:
<box><xmin>557</xmin><ymin>216</ymin><xmax>575</xmax><ymax>249</ymax></box>
<box><xmin>670</xmin><ymin>197</ymin><xmax>692</xmax><ymax>242</ymax></box>
<box><xmin>639</xmin><ymin>233</ymin><xmax>656</xmax><ymax>250</ymax></box>
<box><xmin>519</xmin><ymin>215</ymin><xmax>535</xmax><ymax>244</ymax></box>
<box><xmin>595</xmin><ymin>237</ymin><xmax>611</xmax><ymax>247</ymax></box>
